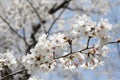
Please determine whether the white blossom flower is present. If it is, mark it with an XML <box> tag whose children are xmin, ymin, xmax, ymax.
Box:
<box><xmin>0</xmin><ymin>50</ymin><xmax>17</xmax><ymax>70</ymax></box>
<box><xmin>0</xmin><ymin>0</ymin><xmax>118</xmax><ymax>79</ymax></box>
<box><xmin>72</xmin><ymin>15</ymin><xmax>96</xmax><ymax>37</ymax></box>
<box><xmin>96</xmin><ymin>19</ymin><xmax>112</xmax><ymax>38</ymax></box>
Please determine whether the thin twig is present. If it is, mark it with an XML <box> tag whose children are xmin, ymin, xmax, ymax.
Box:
<box><xmin>27</xmin><ymin>0</ymin><xmax>43</xmax><ymax>22</ymax></box>
<box><xmin>68</xmin><ymin>39</ymin><xmax>73</xmax><ymax>54</ymax></box>
<box><xmin>0</xmin><ymin>16</ymin><xmax>29</xmax><ymax>46</ymax></box>
<box><xmin>54</xmin><ymin>47</ymin><xmax>93</xmax><ymax>59</ymax></box>
<box><xmin>23</xmin><ymin>28</ymin><xmax>28</xmax><ymax>46</ymax></box>
<box><xmin>66</xmin><ymin>7</ymin><xmax>102</xmax><ymax>14</ymax></box>
<box><xmin>105</xmin><ymin>41</ymin><xmax>120</xmax><ymax>45</ymax></box>
<box><xmin>86</xmin><ymin>36</ymin><xmax>91</xmax><ymax>48</ymax></box>
<box><xmin>54</xmin><ymin>41</ymin><xmax>120</xmax><ymax>59</ymax></box>
<box><xmin>47</xmin><ymin>2</ymin><xmax>69</xmax><ymax>37</ymax></box>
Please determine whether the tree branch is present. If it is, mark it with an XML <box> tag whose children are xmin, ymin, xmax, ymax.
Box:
<box><xmin>54</xmin><ymin>40</ymin><xmax>120</xmax><ymax>59</ymax></box>
<box><xmin>86</xmin><ymin>36</ymin><xmax>92</xmax><ymax>48</ymax></box>
<box><xmin>26</xmin><ymin>23</ymin><xmax>41</xmax><ymax>54</ymax></box>
<box><xmin>49</xmin><ymin>0</ymin><xmax>71</xmax><ymax>14</ymax></box>
<box><xmin>0</xmin><ymin>16</ymin><xmax>29</xmax><ymax>46</ymax></box>
<box><xmin>2</xmin><ymin>41</ymin><xmax>119</xmax><ymax>80</ymax></box>
<box><xmin>47</xmin><ymin>1</ymin><xmax>70</xmax><ymax>37</ymax></box>
<box><xmin>54</xmin><ymin>47</ymin><xmax>93</xmax><ymax>59</ymax></box>
<box><xmin>26</xmin><ymin>0</ymin><xmax>45</xmax><ymax>23</ymax></box>
<box><xmin>0</xmin><ymin>69</ymin><xmax>27</xmax><ymax>80</ymax></box>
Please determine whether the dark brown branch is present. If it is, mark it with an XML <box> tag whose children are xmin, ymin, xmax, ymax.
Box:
<box><xmin>86</xmin><ymin>36</ymin><xmax>91</xmax><ymax>48</ymax></box>
<box><xmin>49</xmin><ymin>0</ymin><xmax>71</xmax><ymax>14</ymax></box>
<box><xmin>68</xmin><ymin>39</ymin><xmax>73</xmax><ymax>54</ymax></box>
<box><xmin>30</xmin><ymin>24</ymin><xmax>41</xmax><ymax>45</ymax></box>
<box><xmin>0</xmin><ymin>69</ymin><xmax>27</xmax><ymax>80</ymax></box>
<box><xmin>26</xmin><ymin>23</ymin><xmax>41</xmax><ymax>54</ymax></box>
<box><xmin>26</xmin><ymin>0</ymin><xmax>47</xmax><ymax>53</ymax></box>
<box><xmin>105</xmin><ymin>41</ymin><xmax>120</xmax><ymax>45</ymax></box>
<box><xmin>1</xmin><ymin>66</ymin><xmax>13</xmax><ymax>80</ymax></box>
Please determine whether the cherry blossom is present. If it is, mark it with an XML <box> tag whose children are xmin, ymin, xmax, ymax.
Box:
<box><xmin>0</xmin><ymin>0</ymin><xmax>120</xmax><ymax>80</ymax></box>
<box><xmin>0</xmin><ymin>50</ymin><xmax>17</xmax><ymax>70</ymax></box>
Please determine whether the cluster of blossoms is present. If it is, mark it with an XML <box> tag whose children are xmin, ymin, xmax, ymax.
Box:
<box><xmin>68</xmin><ymin>15</ymin><xmax>112</xmax><ymax>69</ymax></box>
<box><xmin>0</xmin><ymin>0</ymin><xmax>111</xmax><ymax>53</ymax></box>
<box><xmin>0</xmin><ymin>14</ymin><xmax>115</xmax><ymax>80</ymax></box>
<box><xmin>0</xmin><ymin>0</ymin><xmax>119</xmax><ymax>80</ymax></box>
<box><xmin>22</xmin><ymin>33</ymin><xmax>69</xmax><ymax>76</ymax></box>
<box><xmin>21</xmin><ymin>15</ymin><xmax>113</xmax><ymax>79</ymax></box>
<box><xmin>71</xmin><ymin>15</ymin><xmax>112</xmax><ymax>38</ymax></box>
